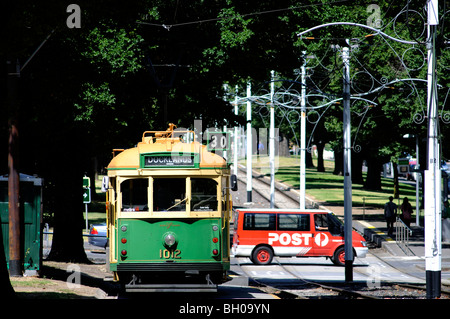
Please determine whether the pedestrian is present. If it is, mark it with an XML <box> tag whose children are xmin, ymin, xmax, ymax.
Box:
<box><xmin>399</xmin><ymin>197</ymin><xmax>413</xmax><ymax>227</ymax></box>
<box><xmin>384</xmin><ymin>196</ymin><xmax>397</xmax><ymax>236</ymax></box>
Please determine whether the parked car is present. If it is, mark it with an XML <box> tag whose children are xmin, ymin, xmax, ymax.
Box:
<box><xmin>88</xmin><ymin>223</ymin><xmax>107</xmax><ymax>248</ymax></box>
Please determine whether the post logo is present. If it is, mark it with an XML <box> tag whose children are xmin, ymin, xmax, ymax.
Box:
<box><xmin>314</xmin><ymin>232</ymin><xmax>329</xmax><ymax>247</ymax></box>
<box><xmin>268</xmin><ymin>233</ymin><xmax>312</xmax><ymax>246</ymax></box>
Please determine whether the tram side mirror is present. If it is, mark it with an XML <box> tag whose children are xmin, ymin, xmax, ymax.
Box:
<box><xmin>230</xmin><ymin>174</ymin><xmax>238</xmax><ymax>191</ymax></box>
<box><xmin>101</xmin><ymin>176</ymin><xmax>109</xmax><ymax>193</ymax></box>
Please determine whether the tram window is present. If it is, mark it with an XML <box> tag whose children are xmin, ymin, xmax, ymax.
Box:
<box><xmin>278</xmin><ymin>214</ymin><xmax>310</xmax><ymax>231</ymax></box>
<box><xmin>191</xmin><ymin>178</ymin><xmax>218</xmax><ymax>211</ymax></box>
<box><xmin>121</xmin><ymin>179</ymin><xmax>148</xmax><ymax>211</ymax></box>
<box><xmin>243</xmin><ymin>213</ymin><xmax>276</xmax><ymax>230</ymax></box>
<box><xmin>153</xmin><ymin>178</ymin><xmax>186</xmax><ymax>211</ymax></box>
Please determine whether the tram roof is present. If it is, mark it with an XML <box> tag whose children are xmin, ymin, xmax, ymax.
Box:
<box><xmin>107</xmin><ymin>126</ymin><xmax>228</xmax><ymax>171</ymax></box>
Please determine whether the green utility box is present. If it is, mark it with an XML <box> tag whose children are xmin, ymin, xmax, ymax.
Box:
<box><xmin>0</xmin><ymin>174</ymin><xmax>43</xmax><ymax>276</ymax></box>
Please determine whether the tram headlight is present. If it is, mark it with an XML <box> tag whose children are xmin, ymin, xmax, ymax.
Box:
<box><xmin>163</xmin><ymin>232</ymin><xmax>177</xmax><ymax>247</ymax></box>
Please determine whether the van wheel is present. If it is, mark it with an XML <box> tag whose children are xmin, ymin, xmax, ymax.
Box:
<box><xmin>332</xmin><ymin>247</ymin><xmax>345</xmax><ymax>266</ymax></box>
<box><xmin>252</xmin><ymin>246</ymin><xmax>273</xmax><ymax>265</ymax></box>
<box><xmin>332</xmin><ymin>247</ymin><xmax>354</xmax><ymax>266</ymax></box>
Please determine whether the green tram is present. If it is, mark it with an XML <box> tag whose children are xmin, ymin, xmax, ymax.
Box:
<box><xmin>102</xmin><ymin>124</ymin><xmax>237</xmax><ymax>292</ymax></box>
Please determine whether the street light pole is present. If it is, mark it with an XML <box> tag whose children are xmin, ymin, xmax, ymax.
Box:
<box><xmin>415</xmin><ymin>134</ymin><xmax>420</xmax><ymax>227</ymax></box>
<box><xmin>343</xmin><ymin>43</ymin><xmax>353</xmax><ymax>282</ymax></box>
<box><xmin>246</xmin><ymin>82</ymin><xmax>253</xmax><ymax>203</ymax></box>
<box><xmin>300</xmin><ymin>54</ymin><xmax>307</xmax><ymax>210</ymax></box>
<box><xmin>424</xmin><ymin>0</ymin><xmax>441</xmax><ymax>299</ymax></box>
<box><xmin>234</xmin><ymin>85</ymin><xmax>239</xmax><ymax>177</ymax></box>
<box><xmin>270</xmin><ymin>70</ymin><xmax>276</xmax><ymax>208</ymax></box>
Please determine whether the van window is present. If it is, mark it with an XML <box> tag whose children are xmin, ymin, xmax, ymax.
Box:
<box><xmin>278</xmin><ymin>214</ymin><xmax>310</xmax><ymax>231</ymax></box>
<box><xmin>314</xmin><ymin>214</ymin><xmax>328</xmax><ymax>231</ymax></box>
<box><xmin>243</xmin><ymin>213</ymin><xmax>276</xmax><ymax>230</ymax></box>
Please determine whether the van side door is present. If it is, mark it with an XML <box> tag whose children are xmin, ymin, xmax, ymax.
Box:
<box><xmin>312</xmin><ymin>213</ymin><xmax>339</xmax><ymax>257</ymax></box>
<box><xmin>275</xmin><ymin>213</ymin><xmax>313</xmax><ymax>257</ymax></box>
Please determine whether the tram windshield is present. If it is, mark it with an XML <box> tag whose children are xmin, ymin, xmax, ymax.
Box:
<box><xmin>191</xmin><ymin>178</ymin><xmax>218</xmax><ymax>211</ymax></box>
<box><xmin>119</xmin><ymin>177</ymin><xmax>219</xmax><ymax>213</ymax></box>
<box><xmin>121</xmin><ymin>178</ymin><xmax>148</xmax><ymax>211</ymax></box>
<box><xmin>154</xmin><ymin>178</ymin><xmax>186</xmax><ymax>211</ymax></box>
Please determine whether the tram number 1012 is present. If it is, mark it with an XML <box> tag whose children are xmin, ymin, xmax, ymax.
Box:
<box><xmin>160</xmin><ymin>249</ymin><xmax>182</xmax><ymax>259</ymax></box>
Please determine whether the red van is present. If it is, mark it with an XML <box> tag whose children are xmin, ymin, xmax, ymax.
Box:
<box><xmin>232</xmin><ymin>209</ymin><xmax>368</xmax><ymax>266</ymax></box>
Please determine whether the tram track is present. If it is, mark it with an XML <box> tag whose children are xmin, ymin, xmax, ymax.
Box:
<box><xmin>354</xmin><ymin>250</ymin><xmax>450</xmax><ymax>299</ymax></box>
<box><xmin>233</xmin><ymin>257</ymin><xmax>382</xmax><ymax>299</ymax></box>
<box><xmin>270</xmin><ymin>259</ymin><xmax>383</xmax><ymax>299</ymax></box>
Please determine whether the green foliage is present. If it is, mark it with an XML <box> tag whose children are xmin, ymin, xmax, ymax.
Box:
<box><xmin>74</xmin><ymin>82</ymin><xmax>116</xmax><ymax>124</ymax></box>
<box><xmin>82</xmin><ymin>26</ymin><xmax>145</xmax><ymax>77</ymax></box>
<box><xmin>218</xmin><ymin>7</ymin><xmax>254</xmax><ymax>48</ymax></box>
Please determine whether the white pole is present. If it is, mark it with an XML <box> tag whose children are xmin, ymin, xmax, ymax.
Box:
<box><xmin>425</xmin><ymin>0</ymin><xmax>441</xmax><ymax>298</ymax></box>
<box><xmin>234</xmin><ymin>85</ymin><xmax>238</xmax><ymax>176</ymax></box>
<box><xmin>246</xmin><ymin>82</ymin><xmax>252</xmax><ymax>203</ymax></box>
<box><xmin>416</xmin><ymin>135</ymin><xmax>420</xmax><ymax>226</ymax></box>
<box><xmin>343</xmin><ymin>43</ymin><xmax>353</xmax><ymax>282</ymax></box>
<box><xmin>270</xmin><ymin>71</ymin><xmax>276</xmax><ymax>208</ymax></box>
<box><xmin>300</xmin><ymin>54</ymin><xmax>307</xmax><ymax>210</ymax></box>
<box><xmin>85</xmin><ymin>203</ymin><xmax>88</xmax><ymax>232</ymax></box>
<box><xmin>223</xmin><ymin>84</ymin><xmax>228</xmax><ymax>161</ymax></box>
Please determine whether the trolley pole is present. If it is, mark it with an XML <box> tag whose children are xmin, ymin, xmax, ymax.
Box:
<box><xmin>234</xmin><ymin>85</ymin><xmax>239</xmax><ymax>176</ymax></box>
<box><xmin>342</xmin><ymin>44</ymin><xmax>353</xmax><ymax>282</ymax></box>
<box><xmin>424</xmin><ymin>0</ymin><xmax>441</xmax><ymax>299</ymax></box>
<box><xmin>269</xmin><ymin>70</ymin><xmax>275</xmax><ymax>208</ymax></box>
<box><xmin>246</xmin><ymin>82</ymin><xmax>253</xmax><ymax>203</ymax></box>
<box><xmin>300</xmin><ymin>55</ymin><xmax>307</xmax><ymax>210</ymax></box>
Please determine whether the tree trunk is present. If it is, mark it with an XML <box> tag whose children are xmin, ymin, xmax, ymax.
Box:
<box><xmin>316</xmin><ymin>142</ymin><xmax>325</xmax><ymax>172</ymax></box>
<box><xmin>306</xmin><ymin>149</ymin><xmax>314</xmax><ymax>168</ymax></box>
<box><xmin>46</xmin><ymin>140</ymin><xmax>89</xmax><ymax>263</ymax></box>
<box><xmin>351</xmin><ymin>152</ymin><xmax>364</xmax><ymax>185</ymax></box>
<box><xmin>333</xmin><ymin>147</ymin><xmax>343</xmax><ymax>175</ymax></box>
<box><xmin>364</xmin><ymin>156</ymin><xmax>382</xmax><ymax>191</ymax></box>
<box><xmin>393</xmin><ymin>162</ymin><xmax>400</xmax><ymax>199</ymax></box>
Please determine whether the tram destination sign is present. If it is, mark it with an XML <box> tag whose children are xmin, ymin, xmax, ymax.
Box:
<box><xmin>143</xmin><ymin>154</ymin><xmax>196</xmax><ymax>168</ymax></box>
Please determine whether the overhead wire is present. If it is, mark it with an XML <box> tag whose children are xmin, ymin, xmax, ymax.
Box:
<box><xmin>137</xmin><ymin>0</ymin><xmax>351</xmax><ymax>30</ymax></box>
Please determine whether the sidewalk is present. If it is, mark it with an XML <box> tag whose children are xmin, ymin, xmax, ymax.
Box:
<box><xmin>236</xmin><ymin>166</ymin><xmax>450</xmax><ymax>285</ymax></box>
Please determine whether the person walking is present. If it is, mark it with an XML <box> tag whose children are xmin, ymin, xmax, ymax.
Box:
<box><xmin>399</xmin><ymin>197</ymin><xmax>413</xmax><ymax>227</ymax></box>
<box><xmin>384</xmin><ymin>196</ymin><xmax>397</xmax><ymax>236</ymax></box>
